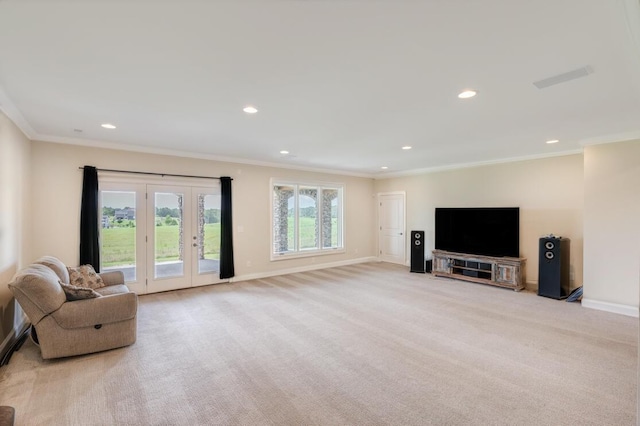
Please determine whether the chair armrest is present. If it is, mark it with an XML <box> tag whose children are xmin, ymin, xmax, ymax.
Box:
<box><xmin>50</xmin><ymin>292</ymin><xmax>137</xmax><ymax>329</ymax></box>
<box><xmin>99</xmin><ymin>270</ymin><xmax>125</xmax><ymax>286</ymax></box>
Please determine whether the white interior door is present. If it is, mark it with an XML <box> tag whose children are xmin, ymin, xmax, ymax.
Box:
<box><xmin>378</xmin><ymin>192</ymin><xmax>406</xmax><ymax>264</ymax></box>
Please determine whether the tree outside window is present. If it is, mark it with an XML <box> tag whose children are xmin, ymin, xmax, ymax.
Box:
<box><xmin>272</xmin><ymin>181</ymin><xmax>343</xmax><ymax>258</ymax></box>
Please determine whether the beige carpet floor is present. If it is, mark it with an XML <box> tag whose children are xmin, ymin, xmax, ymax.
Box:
<box><xmin>0</xmin><ymin>262</ymin><xmax>637</xmax><ymax>425</ymax></box>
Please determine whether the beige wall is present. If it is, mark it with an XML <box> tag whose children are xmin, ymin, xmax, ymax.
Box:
<box><xmin>583</xmin><ymin>140</ymin><xmax>640</xmax><ymax>307</ymax></box>
<box><xmin>374</xmin><ymin>154</ymin><xmax>585</xmax><ymax>289</ymax></box>
<box><xmin>0</xmin><ymin>111</ymin><xmax>31</xmax><ymax>343</ymax></box>
<box><xmin>29</xmin><ymin>141</ymin><xmax>376</xmax><ymax>281</ymax></box>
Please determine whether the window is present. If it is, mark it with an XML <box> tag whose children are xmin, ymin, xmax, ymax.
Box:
<box><xmin>271</xmin><ymin>180</ymin><xmax>344</xmax><ymax>259</ymax></box>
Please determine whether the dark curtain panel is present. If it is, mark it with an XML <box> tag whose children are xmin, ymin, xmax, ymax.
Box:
<box><xmin>80</xmin><ymin>166</ymin><xmax>100</xmax><ymax>271</ymax></box>
<box><xmin>220</xmin><ymin>176</ymin><xmax>235</xmax><ymax>279</ymax></box>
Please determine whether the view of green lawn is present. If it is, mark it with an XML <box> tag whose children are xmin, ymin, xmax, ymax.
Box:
<box><xmin>289</xmin><ymin>216</ymin><xmax>339</xmax><ymax>249</ymax></box>
<box><xmin>101</xmin><ymin>222</ymin><xmax>221</xmax><ymax>267</ymax></box>
<box><xmin>102</xmin><ymin>217</ymin><xmax>338</xmax><ymax>267</ymax></box>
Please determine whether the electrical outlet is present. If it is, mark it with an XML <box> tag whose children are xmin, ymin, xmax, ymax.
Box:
<box><xmin>246</xmin><ymin>260</ymin><xmax>252</xmax><ymax>267</ymax></box>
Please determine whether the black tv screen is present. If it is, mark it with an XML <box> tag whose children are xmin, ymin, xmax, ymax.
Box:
<box><xmin>435</xmin><ymin>207</ymin><xmax>520</xmax><ymax>258</ymax></box>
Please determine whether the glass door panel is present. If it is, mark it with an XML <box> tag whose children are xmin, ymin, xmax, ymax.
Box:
<box><xmin>192</xmin><ymin>186</ymin><xmax>224</xmax><ymax>286</ymax></box>
<box><xmin>101</xmin><ymin>191</ymin><xmax>137</xmax><ymax>280</ymax></box>
<box><xmin>154</xmin><ymin>192</ymin><xmax>184</xmax><ymax>278</ymax></box>
<box><xmin>147</xmin><ymin>185</ymin><xmax>191</xmax><ymax>292</ymax></box>
<box><xmin>99</xmin><ymin>184</ymin><xmax>146</xmax><ymax>294</ymax></box>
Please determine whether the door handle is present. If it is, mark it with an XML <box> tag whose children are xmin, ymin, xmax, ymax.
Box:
<box><xmin>399</xmin><ymin>232</ymin><xmax>403</xmax><ymax>235</ymax></box>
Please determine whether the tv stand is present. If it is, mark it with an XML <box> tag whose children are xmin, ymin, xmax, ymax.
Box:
<box><xmin>432</xmin><ymin>250</ymin><xmax>526</xmax><ymax>291</ymax></box>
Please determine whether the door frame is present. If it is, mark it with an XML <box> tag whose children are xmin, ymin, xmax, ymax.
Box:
<box><xmin>99</xmin><ymin>174</ymin><xmax>223</xmax><ymax>294</ymax></box>
<box><xmin>377</xmin><ymin>191</ymin><xmax>407</xmax><ymax>265</ymax></box>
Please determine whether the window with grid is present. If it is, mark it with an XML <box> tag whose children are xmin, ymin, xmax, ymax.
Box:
<box><xmin>271</xmin><ymin>180</ymin><xmax>344</xmax><ymax>259</ymax></box>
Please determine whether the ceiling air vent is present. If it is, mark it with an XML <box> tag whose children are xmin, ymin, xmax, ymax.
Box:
<box><xmin>533</xmin><ymin>65</ymin><xmax>594</xmax><ymax>89</ymax></box>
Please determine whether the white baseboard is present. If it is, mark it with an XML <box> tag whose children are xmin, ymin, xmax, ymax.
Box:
<box><xmin>582</xmin><ymin>298</ymin><xmax>639</xmax><ymax>318</ymax></box>
<box><xmin>231</xmin><ymin>256</ymin><xmax>379</xmax><ymax>283</ymax></box>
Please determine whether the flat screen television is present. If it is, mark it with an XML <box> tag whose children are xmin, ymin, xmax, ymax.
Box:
<box><xmin>435</xmin><ymin>207</ymin><xmax>519</xmax><ymax>258</ymax></box>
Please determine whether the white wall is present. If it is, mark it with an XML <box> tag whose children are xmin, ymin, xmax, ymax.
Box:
<box><xmin>0</xmin><ymin>110</ymin><xmax>30</xmax><ymax>344</ymax></box>
<box><xmin>29</xmin><ymin>141</ymin><xmax>376</xmax><ymax>281</ymax></box>
<box><xmin>583</xmin><ymin>140</ymin><xmax>640</xmax><ymax>311</ymax></box>
<box><xmin>374</xmin><ymin>154</ymin><xmax>585</xmax><ymax>289</ymax></box>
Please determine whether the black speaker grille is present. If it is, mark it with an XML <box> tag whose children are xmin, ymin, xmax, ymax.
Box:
<box><xmin>538</xmin><ymin>237</ymin><xmax>570</xmax><ymax>299</ymax></box>
<box><xmin>410</xmin><ymin>230</ymin><xmax>425</xmax><ymax>273</ymax></box>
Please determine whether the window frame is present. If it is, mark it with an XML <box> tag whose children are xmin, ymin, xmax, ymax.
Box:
<box><xmin>270</xmin><ymin>178</ymin><xmax>345</xmax><ymax>261</ymax></box>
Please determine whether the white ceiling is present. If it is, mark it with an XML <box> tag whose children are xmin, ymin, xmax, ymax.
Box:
<box><xmin>1</xmin><ymin>0</ymin><xmax>640</xmax><ymax>177</ymax></box>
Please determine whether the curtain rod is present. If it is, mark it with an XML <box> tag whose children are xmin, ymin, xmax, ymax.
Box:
<box><xmin>78</xmin><ymin>167</ymin><xmax>231</xmax><ymax>180</ymax></box>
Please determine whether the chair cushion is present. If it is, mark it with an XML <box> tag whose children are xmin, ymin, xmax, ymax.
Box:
<box><xmin>95</xmin><ymin>284</ymin><xmax>130</xmax><ymax>296</ymax></box>
<box><xmin>59</xmin><ymin>281</ymin><xmax>102</xmax><ymax>301</ymax></box>
<box><xmin>99</xmin><ymin>270</ymin><xmax>125</xmax><ymax>287</ymax></box>
<box><xmin>34</xmin><ymin>256</ymin><xmax>70</xmax><ymax>283</ymax></box>
<box><xmin>51</xmin><ymin>292</ymin><xmax>138</xmax><ymax>329</ymax></box>
<box><xmin>67</xmin><ymin>265</ymin><xmax>105</xmax><ymax>289</ymax></box>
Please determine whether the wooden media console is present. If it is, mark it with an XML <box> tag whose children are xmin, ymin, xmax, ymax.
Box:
<box><xmin>432</xmin><ymin>250</ymin><xmax>526</xmax><ymax>291</ymax></box>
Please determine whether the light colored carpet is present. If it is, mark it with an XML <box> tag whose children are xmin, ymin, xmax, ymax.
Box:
<box><xmin>0</xmin><ymin>262</ymin><xmax>637</xmax><ymax>425</ymax></box>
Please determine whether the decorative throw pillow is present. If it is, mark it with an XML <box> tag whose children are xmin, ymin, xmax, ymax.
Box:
<box><xmin>59</xmin><ymin>281</ymin><xmax>102</xmax><ymax>301</ymax></box>
<box><xmin>66</xmin><ymin>265</ymin><xmax>105</xmax><ymax>289</ymax></box>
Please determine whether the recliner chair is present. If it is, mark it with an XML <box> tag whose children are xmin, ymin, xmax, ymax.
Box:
<box><xmin>8</xmin><ymin>257</ymin><xmax>137</xmax><ymax>360</ymax></box>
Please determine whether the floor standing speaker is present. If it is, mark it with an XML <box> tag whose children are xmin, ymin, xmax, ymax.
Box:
<box><xmin>538</xmin><ymin>236</ymin><xmax>570</xmax><ymax>299</ymax></box>
<box><xmin>410</xmin><ymin>230</ymin><xmax>425</xmax><ymax>273</ymax></box>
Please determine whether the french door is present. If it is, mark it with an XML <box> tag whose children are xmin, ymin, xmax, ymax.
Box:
<box><xmin>100</xmin><ymin>182</ymin><xmax>223</xmax><ymax>294</ymax></box>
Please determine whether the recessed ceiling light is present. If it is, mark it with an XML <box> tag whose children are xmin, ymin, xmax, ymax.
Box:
<box><xmin>243</xmin><ymin>106</ymin><xmax>258</xmax><ymax>114</ymax></box>
<box><xmin>381</xmin><ymin>166</ymin><xmax>388</xmax><ymax>170</ymax></box>
<box><xmin>402</xmin><ymin>146</ymin><xmax>412</xmax><ymax>150</ymax></box>
<box><xmin>546</xmin><ymin>139</ymin><xmax>560</xmax><ymax>144</ymax></box>
<box><xmin>101</xmin><ymin>123</ymin><xmax>116</xmax><ymax>129</ymax></box>
<box><xmin>280</xmin><ymin>150</ymin><xmax>289</xmax><ymax>155</ymax></box>
<box><xmin>458</xmin><ymin>90</ymin><xmax>477</xmax><ymax>99</ymax></box>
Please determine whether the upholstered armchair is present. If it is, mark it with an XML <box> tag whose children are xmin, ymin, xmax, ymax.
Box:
<box><xmin>8</xmin><ymin>257</ymin><xmax>137</xmax><ymax>360</ymax></box>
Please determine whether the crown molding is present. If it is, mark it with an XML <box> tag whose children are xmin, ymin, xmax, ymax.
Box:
<box><xmin>3</xmin><ymin>81</ymin><xmax>636</xmax><ymax>183</ymax></box>
<box><xmin>375</xmin><ymin>149</ymin><xmax>584</xmax><ymax>179</ymax></box>
<box><xmin>579</xmin><ymin>130</ymin><xmax>640</xmax><ymax>147</ymax></box>
<box><xmin>0</xmin><ymin>83</ymin><xmax>375</xmax><ymax>179</ymax></box>
<box><xmin>0</xmin><ymin>86</ymin><xmax>36</xmax><ymax>139</ymax></box>
<box><xmin>33</xmin><ymin>134</ymin><xmax>377</xmax><ymax>179</ymax></box>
